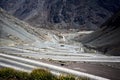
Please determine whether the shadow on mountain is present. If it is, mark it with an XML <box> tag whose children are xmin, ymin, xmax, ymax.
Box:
<box><xmin>80</xmin><ymin>11</ymin><xmax>120</xmax><ymax>56</ymax></box>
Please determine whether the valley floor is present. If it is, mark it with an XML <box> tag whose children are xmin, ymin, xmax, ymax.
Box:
<box><xmin>1</xmin><ymin>31</ymin><xmax>120</xmax><ymax>80</ymax></box>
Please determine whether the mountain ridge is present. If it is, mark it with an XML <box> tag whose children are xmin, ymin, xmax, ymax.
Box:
<box><xmin>1</xmin><ymin>0</ymin><xmax>120</xmax><ymax>30</ymax></box>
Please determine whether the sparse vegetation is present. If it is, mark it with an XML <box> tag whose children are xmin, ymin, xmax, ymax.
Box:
<box><xmin>58</xmin><ymin>75</ymin><xmax>75</xmax><ymax>80</ymax></box>
<box><xmin>0</xmin><ymin>68</ymin><xmax>29</xmax><ymax>80</ymax></box>
<box><xmin>29</xmin><ymin>69</ymin><xmax>56</xmax><ymax>80</ymax></box>
<box><xmin>0</xmin><ymin>68</ymin><xmax>89</xmax><ymax>80</ymax></box>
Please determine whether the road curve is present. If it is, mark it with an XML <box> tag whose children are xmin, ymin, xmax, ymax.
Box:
<box><xmin>1</xmin><ymin>47</ymin><xmax>120</xmax><ymax>62</ymax></box>
<box><xmin>0</xmin><ymin>53</ymin><xmax>109</xmax><ymax>80</ymax></box>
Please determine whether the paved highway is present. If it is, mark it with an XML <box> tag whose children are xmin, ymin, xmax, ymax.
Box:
<box><xmin>0</xmin><ymin>53</ymin><xmax>109</xmax><ymax>80</ymax></box>
<box><xmin>1</xmin><ymin>47</ymin><xmax>120</xmax><ymax>62</ymax></box>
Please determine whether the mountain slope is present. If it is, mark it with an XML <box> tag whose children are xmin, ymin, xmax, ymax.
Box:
<box><xmin>0</xmin><ymin>0</ymin><xmax>120</xmax><ymax>30</ymax></box>
<box><xmin>79</xmin><ymin>11</ymin><xmax>120</xmax><ymax>56</ymax></box>
<box><xmin>0</xmin><ymin>8</ymin><xmax>60</xmax><ymax>47</ymax></box>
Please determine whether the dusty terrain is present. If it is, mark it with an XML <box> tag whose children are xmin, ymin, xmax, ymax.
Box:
<box><xmin>0</xmin><ymin>8</ymin><xmax>120</xmax><ymax>80</ymax></box>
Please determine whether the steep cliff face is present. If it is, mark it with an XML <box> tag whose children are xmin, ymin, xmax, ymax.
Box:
<box><xmin>0</xmin><ymin>0</ymin><xmax>120</xmax><ymax>30</ymax></box>
<box><xmin>80</xmin><ymin>11</ymin><xmax>120</xmax><ymax>56</ymax></box>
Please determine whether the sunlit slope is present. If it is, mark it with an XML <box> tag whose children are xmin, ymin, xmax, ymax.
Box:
<box><xmin>0</xmin><ymin>8</ymin><xmax>59</xmax><ymax>47</ymax></box>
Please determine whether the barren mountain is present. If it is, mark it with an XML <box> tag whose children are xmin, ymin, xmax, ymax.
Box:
<box><xmin>0</xmin><ymin>8</ymin><xmax>61</xmax><ymax>47</ymax></box>
<box><xmin>0</xmin><ymin>0</ymin><xmax>120</xmax><ymax>30</ymax></box>
<box><xmin>78</xmin><ymin>11</ymin><xmax>120</xmax><ymax>56</ymax></box>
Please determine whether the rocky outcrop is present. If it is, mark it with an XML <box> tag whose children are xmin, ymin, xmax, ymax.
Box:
<box><xmin>80</xmin><ymin>11</ymin><xmax>120</xmax><ymax>56</ymax></box>
<box><xmin>0</xmin><ymin>0</ymin><xmax>120</xmax><ymax>30</ymax></box>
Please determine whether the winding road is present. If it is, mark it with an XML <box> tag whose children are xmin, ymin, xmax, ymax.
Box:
<box><xmin>0</xmin><ymin>53</ymin><xmax>109</xmax><ymax>80</ymax></box>
<box><xmin>0</xmin><ymin>46</ymin><xmax>120</xmax><ymax>80</ymax></box>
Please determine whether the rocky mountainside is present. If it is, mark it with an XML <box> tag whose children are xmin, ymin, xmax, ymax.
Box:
<box><xmin>0</xmin><ymin>0</ymin><xmax>120</xmax><ymax>30</ymax></box>
<box><xmin>79</xmin><ymin>11</ymin><xmax>120</xmax><ymax>56</ymax></box>
<box><xmin>0</xmin><ymin>8</ymin><xmax>89</xmax><ymax>60</ymax></box>
<box><xmin>0</xmin><ymin>8</ymin><xmax>61</xmax><ymax>47</ymax></box>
